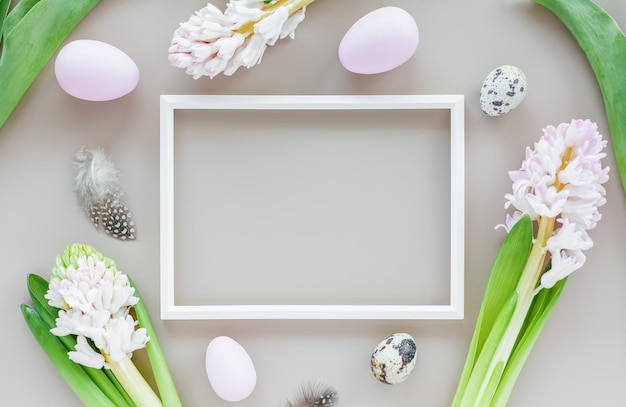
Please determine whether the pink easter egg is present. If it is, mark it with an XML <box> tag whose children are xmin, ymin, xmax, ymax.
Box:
<box><xmin>205</xmin><ymin>336</ymin><xmax>257</xmax><ymax>402</ymax></box>
<box><xmin>338</xmin><ymin>7</ymin><xmax>419</xmax><ymax>75</ymax></box>
<box><xmin>55</xmin><ymin>40</ymin><xmax>139</xmax><ymax>101</ymax></box>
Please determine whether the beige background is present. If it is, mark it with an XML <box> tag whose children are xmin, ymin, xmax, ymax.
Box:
<box><xmin>2</xmin><ymin>0</ymin><xmax>626</xmax><ymax>406</ymax></box>
<box><xmin>172</xmin><ymin>106</ymin><xmax>454</xmax><ymax>308</ymax></box>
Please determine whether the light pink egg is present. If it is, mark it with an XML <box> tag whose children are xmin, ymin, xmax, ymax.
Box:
<box><xmin>55</xmin><ymin>40</ymin><xmax>139</xmax><ymax>101</ymax></box>
<box><xmin>205</xmin><ymin>336</ymin><xmax>257</xmax><ymax>402</ymax></box>
<box><xmin>338</xmin><ymin>7</ymin><xmax>419</xmax><ymax>75</ymax></box>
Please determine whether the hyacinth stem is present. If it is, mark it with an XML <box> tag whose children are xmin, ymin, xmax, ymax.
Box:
<box><xmin>459</xmin><ymin>216</ymin><xmax>555</xmax><ymax>406</ymax></box>
<box><xmin>129</xmin><ymin>276</ymin><xmax>182</xmax><ymax>407</ymax></box>
<box><xmin>106</xmin><ymin>353</ymin><xmax>163</xmax><ymax>407</ymax></box>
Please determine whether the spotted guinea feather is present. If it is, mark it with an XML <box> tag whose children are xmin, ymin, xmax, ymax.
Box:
<box><xmin>73</xmin><ymin>146</ymin><xmax>136</xmax><ymax>240</ymax></box>
<box><xmin>284</xmin><ymin>382</ymin><xmax>338</xmax><ymax>407</ymax></box>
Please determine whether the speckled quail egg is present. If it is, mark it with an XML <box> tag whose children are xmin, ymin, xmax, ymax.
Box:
<box><xmin>370</xmin><ymin>333</ymin><xmax>417</xmax><ymax>384</ymax></box>
<box><xmin>480</xmin><ymin>65</ymin><xmax>527</xmax><ymax>116</ymax></box>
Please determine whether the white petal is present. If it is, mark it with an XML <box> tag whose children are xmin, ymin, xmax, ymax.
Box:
<box><xmin>101</xmin><ymin>316</ymin><xmax>149</xmax><ymax>362</ymax></box>
<box><xmin>216</xmin><ymin>33</ymin><xmax>246</xmax><ymax>59</ymax></box>
<box><xmin>68</xmin><ymin>336</ymin><xmax>106</xmax><ymax>369</ymax></box>
<box><xmin>254</xmin><ymin>6</ymin><xmax>288</xmax><ymax>45</ymax></box>
<box><xmin>280</xmin><ymin>7</ymin><xmax>306</xmax><ymax>39</ymax></box>
<box><xmin>226</xmin><ymin>3</ymin><xmax>264</xmax><ymax>28</ymax></box>
<box><xmin>540</xmin><ymin>251</ymin><xmax>585</xmax><ymax>289</ymax></box>
<box><xmin>231</xmin><ymin>34</ymin><xmax>267</xmax><ymax>69</ymax></box>
<box><xmin>168</xmin><ymin>53</ymin><xmax>194</xmax><ymax>69</ymax></box>
<box><xmin>546</xmin><ymin>219</ymin><xmax>592</xmax><ymax>255</ymax></box>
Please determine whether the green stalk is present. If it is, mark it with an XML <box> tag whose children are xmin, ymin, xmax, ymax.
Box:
<box><xmin>532</xmin><ymin>0</ymin><xmax>626</xmax><ymax>194</ymax></box>
<box><xmin>26</xmin><ymin>274</ymin><xmax>135</xmax><ymax>407</ymax></box>
<box><xmin>452</xmin><ymin>216</ymin><xmax>533</xmax><ymax>406</ymax></box>
<box><xmin>457</xmin><ymin>294</ymin><xmax>519</xmax><ymax>406</ymax></box>
<box><xmin>458</xmin><ymin>216</ymin><xmax>554</xmax><ymax>406</ymax></box>
<box><xmin>0</xmin><ymin>0</ymin><xmax>101</xmax><ymax>129</ymax></box>
<box><xmin>103</xmin><ymin>368</ymin><xmax>137</xmax><ymax>407</ymax></box>
<box><xmin>106</xmin><ymin>354</ymin><xmax>163</xmax><ymax>407</ymax></box>
<box><xmin>129</xmin><ymin>277</ymin><xmax>183</xmax><ymax>407</ymax></box>
<box><xmin>21</xmin><ymin>304</ymin><xmax>117</xmax><ymax>407</ymax></box>
<box><xmin>491</xmin><ymin>278</ymin><xmax>567</xmax><ymax>406</ymax></box>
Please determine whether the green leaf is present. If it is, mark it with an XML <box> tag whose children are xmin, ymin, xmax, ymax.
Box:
<box><xmin>474</xmin><ymin>216</ymin><xmax>533</xmax><ymax>353</ymax></box>
<box><xmin>27</xmin><ymin>273</ymin><xmax>82</xmax><ymax>355</ymax></box>
<box><xmin>3</xmin><ymin>0</ymin><xmax>43</xmax><ymax>36</ymax></box>
<box><xmin>0</xmin><ymin>0</ymin><xmax>101</xmax><ymax>129</ymax></box>
<box><xmin>21</xmin><ymin>304</ymin><xmax>117</xmax><ymax>407</ymax></box>
<box><xmin>532</xmin><ymin>0</ymin><xmax>626</xmax><ymax>194</ymax></box>
<box><xmin>457</xmin><ymin>293</ymin><xmax>518</xmax><ymax>406</ymax></box>
<box><xmin>26</xmin><ymin>274</ymin><xmax>135</xmax><ymax>407</ymax></box>
<box><xmin>27</xmin><ymin>273</ymin><xmax>58</xmax><ymax>327</ymax></box>
<box><xmin>490</xmin><ymin>277</ymin><xmax>567</xmax><ymax>407</ymax></box>
<box><xmin>0</xmin><ymin>0</ymin><xmax>10</xmax><ymax>41</ymax></box>
<box><xmin>129</xmin><ymin>276</ymin><xmax>183</xmax><ymax>407</ymax></box>
<box><xmin>452</xmin><ymin>216</ymin><xmax>533</xmax><ymax>405</ymax></box>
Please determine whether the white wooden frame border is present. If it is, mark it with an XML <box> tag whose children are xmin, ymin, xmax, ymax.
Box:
<box><xmin>160</xmin><ymin>94</ymin><xmax>464</xmax><ymax>320</ymax></box>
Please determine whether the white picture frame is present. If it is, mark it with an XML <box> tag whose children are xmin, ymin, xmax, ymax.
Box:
<box><xmin>160</xmin><ymin>94</ymin><xmax>464</xmax><ymax>320</ymax></box>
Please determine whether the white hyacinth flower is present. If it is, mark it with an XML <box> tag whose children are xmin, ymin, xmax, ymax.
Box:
<box><xmin>503</xmin><ymin>119</ymin><xmax>609</xmax><ymax>289</ymax></box>
<box><xmin>36</xmin><ymin>244</ymin><xmax>171</xmax><ymax>406</ymax></box>
<box><xmin>47</xmin><ymin>257</ymin><xmax>138</xmax><ymax>317</ymax></box>
<box><xmin>45</xmin><ymin>244</ymin><xmax>149</xmax><ymax>368</ymax></box>
<box><xmin>168</xmin><ymin>0</ymin><xmax>316</xmax><ymax>79</ymax></box>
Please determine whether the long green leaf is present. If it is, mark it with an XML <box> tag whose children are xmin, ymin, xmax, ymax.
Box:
<box><xmin>3</xmin><ymin>0</ymin><xmax>44</xmax><ymax>36</ymax></box>
<box><xmin>0</xmin><ymin>0</ymin><xmax>10</xmax><ymax>40</ymax></box>
<box><xmin>490</xmin><ymin>278</ymin><xmax>567</xmax><ymax>406</ymax></box>
<box><xmin>129</xmin><ymin>276</ymin><xmax>183</xmax><ymax>407</ymax></box>
<box><xmin>0</xmin><ymin>0</ymin><xmax>101</xmax><ymax>129</ymax></box>
<box><xmin>457</xmin><ymin>293</ymin><xmax>518</xmax><ymax>406</ymax></box>
<box><xmin>26</xmin><ymin>274</ymin><xmax>135</xmax><ymax>407</ymax></box>
<box><xmin>27</xmin><ymin>273</ymin><xmax>59</xmax><ymax>326</ymax></box>
<box><xmin>474</xmin><ymin>216</ymin><xmax>533</xmax><ymax>353</ymax></box>
<box><xmin>452</xmin><ymin>216</ymin><xmax>533</xmax><ymax>405</ymax></box>
<box><xmin>532</xmin><ymin>0</ymin><xmax>626</xmax><ymax>194</ymax></box>
<box><xmin>21</xmin><ymin>304</ymin><xmax>117</xmax><ymax>407</ymax></box>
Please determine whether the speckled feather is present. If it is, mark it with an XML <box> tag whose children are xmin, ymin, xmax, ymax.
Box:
<box><xmin>73</xmin><ymin>146</ymin><xmax>136</xmax><ymax>240</ymax></box>
<box><xmin>284</xmin><ymin>382</ymin><xmax>338</xmax><ymax>407</ymax></box>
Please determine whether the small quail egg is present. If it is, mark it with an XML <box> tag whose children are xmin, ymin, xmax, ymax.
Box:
<box><xmin>370</xmin><ymin>333</ymin><xmax>417</xmax><ymax>385</ymax></box>
<box><xmin>480</xmin><ymin>65</ymin><xmax>527</xmax><ymax>116</ymax></box>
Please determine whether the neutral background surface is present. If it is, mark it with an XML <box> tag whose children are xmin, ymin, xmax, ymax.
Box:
<box><xmin>2</xmin><ymin>0</ymin><xmax>626</xmax><ymax>406</ymax></box>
